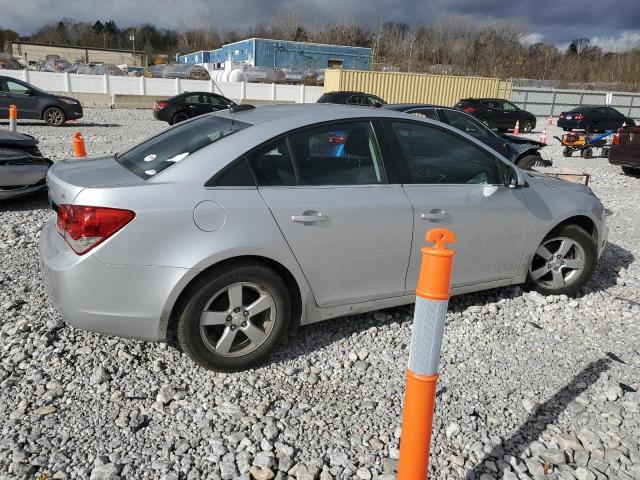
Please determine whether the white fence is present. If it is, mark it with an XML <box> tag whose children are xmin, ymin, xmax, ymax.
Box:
<box><xmin>512</xmin><ymin>87</ymin><xmax>640</xmax><ymax>119</ymax></box>
<box><xmin>1</xmin><ymin>70</ymin><xmax>325</xmax><ymax>104</ymax></box>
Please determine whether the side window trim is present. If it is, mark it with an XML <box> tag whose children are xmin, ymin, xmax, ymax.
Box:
<box><xmin>382</xmin><ymin>119</ymin><xmax>505</xmax><ymax>186</ymax></box>
<box><xmin>204</xmin><ymin>156</ymin><xmax>257</xmax><ymax>188</ymax></box>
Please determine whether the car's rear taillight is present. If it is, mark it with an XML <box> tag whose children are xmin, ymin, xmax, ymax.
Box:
<box><xmin>614</xmin><ymin>129</ymin><xmax>620</xmax><ymax>145</ymax></box>
<box><xmin>463</xmin><ymin>106</ymin><xmax>476</xmax><ymax>113</ymax></box>
<box><xmin>327</xmin><ymin>135</ymin><xmax>347</xmax><ymax>145</ymax></box>
<box><xmin>575</xmin><ymin>113</ymin><xmax>585</xmax><ymax>121</ymax></box>
<box><xmin>55</xmin><ymin>204</ymin><xmax>135</xmax><ymax>255</ymax></box>
<box><xmin>154</xmin><ymin>101</ymin><xmax>169</xmax><ymax>111</ymax></box>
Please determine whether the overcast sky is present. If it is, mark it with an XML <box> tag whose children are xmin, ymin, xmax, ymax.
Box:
<box><xmin>2</xmin><ymin>0</ymin><xmax>639</xmax><ymax>51</ymax></box>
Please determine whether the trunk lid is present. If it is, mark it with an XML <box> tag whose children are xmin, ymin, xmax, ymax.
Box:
<box><xmin>47</xmin><ymin>155</ymin><xmax>146</xmax><ymax>206</ymax></box>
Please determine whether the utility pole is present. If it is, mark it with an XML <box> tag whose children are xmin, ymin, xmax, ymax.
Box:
<box><xmin>129</xmin><ymin>34</ymin><xmax>136</xmax><ymax>65</ymax></box>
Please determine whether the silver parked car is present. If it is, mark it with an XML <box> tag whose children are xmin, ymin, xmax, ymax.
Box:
<box><xmin>39</xmin><ymin>104</ymin><xmax>608</xmax><ymax>371</ymax></box>
<box><xmin>1</xmin><ymin>130</ymin><xmax>51</xmax><ymax>200</ymax></box>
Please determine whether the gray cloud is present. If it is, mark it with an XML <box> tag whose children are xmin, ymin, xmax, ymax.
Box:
<box><xmin>1</xmin><ymin>0</ymin><xmax>639</xmax><ymax>50</ymax></box>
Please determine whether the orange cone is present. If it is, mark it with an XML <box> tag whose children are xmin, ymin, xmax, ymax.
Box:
<box><xmin>9</xmin><ymin>104</ymin><xmax>17</xmax><ymax>132</ymax></box>
<box><xmin>539</xmin><ymin>128</ymin><xmax>547</xmax><ymax>145</ymax></box>
<box><xmin>72</xmin><ymin>132</ymin><xmax>87</xmax><ymax>158</ymax></box>
<box><xmin>513</xmin><ymin>120</ymin><xmax>520</xmax><ymax>136</ymax></box>
<box><xmin>548</xmin><ymin>115</ymin><xmax>554</xmax><ymax>126</ymax></box>
<box><xmin>397</xmin><ymin>228</ymin><xmax>456</xmax><ymax>480</ymax></box>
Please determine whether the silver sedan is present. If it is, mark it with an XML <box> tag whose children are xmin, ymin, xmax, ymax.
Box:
<box><xmin>39</xmin><ymin>104</ymin><xmax>608</xmax><ymax>371</ymax></box>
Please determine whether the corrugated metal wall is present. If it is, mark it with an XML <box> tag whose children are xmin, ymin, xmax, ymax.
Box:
<box><xmin>324</xmin><ymin>70</ymin><xmax>512</xmax><ymax>106</ymax></box>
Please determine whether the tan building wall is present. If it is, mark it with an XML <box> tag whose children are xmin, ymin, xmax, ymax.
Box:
<box><xmin>11</xmin><ymin>42</ymin><xmax>147</xmax><ymax>66</ymax></box>
<box><xmin>324</xmin><ymin>69</ymin><xmax>512</xmax><ymax>106</ymax></box>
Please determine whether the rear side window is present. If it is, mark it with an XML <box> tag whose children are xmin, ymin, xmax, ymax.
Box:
<box><xmin>389</xmin><ymin>121</ymin><xmax>500</xmax><ymax>185</ymax></box>
<box><xmin>288</xmin><ymin>122</ymin><xmax>386</xmax><ymax>185</ymax></box>
<box><xmin>246</xmin><ymin>139</ymin><xmax>296</xmax><ymax>186</ymax></box>
<box><xmin>117</xmin><ymin>116</ymin><xmax>250</xmax><ymax>179</ymax></box>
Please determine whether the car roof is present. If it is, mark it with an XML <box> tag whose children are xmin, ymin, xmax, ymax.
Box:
<box><xmin>213</xmin><ymin>103</ymin><xmax>413</xmax><ymax>126</ymax></box>
<box><xmin>383</xmin><ymin>103</ymin><xmax>441</xmax><ymax>111</ymax></box>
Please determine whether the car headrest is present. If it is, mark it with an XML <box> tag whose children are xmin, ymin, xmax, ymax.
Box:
<box><xmin>344</xmin><ymin>130</ymin><xmax>370</xmax><ymax>156</ymax></box>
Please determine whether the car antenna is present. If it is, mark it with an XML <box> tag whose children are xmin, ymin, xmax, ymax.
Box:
<box><xmin>229</xmin><ymin>104</ymin><xmax>255</xmax><ymax>113</ymax></box>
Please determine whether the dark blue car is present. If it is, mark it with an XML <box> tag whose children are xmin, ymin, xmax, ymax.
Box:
<box><xmin>383</xmin><ymin>104</ymin><xmax>550</xmax><ymax>170</ymax></box>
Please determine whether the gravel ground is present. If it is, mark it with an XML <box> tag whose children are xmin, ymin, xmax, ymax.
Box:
<box><xmin>1</xmin><ymin>109</ymin><xmax>639</xmax><ymax>480</ymax></box>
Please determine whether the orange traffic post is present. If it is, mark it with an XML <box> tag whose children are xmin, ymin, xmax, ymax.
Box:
<box><xmin>9</xmin><ymin>104</ymin><xmax>17</xmax><ymax>132</ymax></box>
<box><xmin>513</xmin><ymin>120</ymin><xmax>520</xmax><ymax>136</ymax></box>
<box><xmin>397</xmin><ymin>228</ymin><xmax>456</xmax><ymax>480</ymax></box>
<box><xmin>72</xmin><ymin>131</ymin><xmax>87</xmax><ymax>158</ymax></box>
<box><xmin>539</xmin><ymin>128</ymin><xmax>547</xmax><ymax>145</ymax></box>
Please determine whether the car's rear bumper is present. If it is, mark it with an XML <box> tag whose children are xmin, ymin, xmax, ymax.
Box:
<box><xmin>609</xmin><ymin>150</ymin><xmax>640</xmax><ymax>168</ymax></box>
<box><xmin>38</xmin><ymin>217</ymin><xmax>190</xmax><ymax>342</ymax></box>
<box><xmin>0</xmin><ymin>162</ymin><xmax>50</xmax><ymax>200</ymax></box>
<box><xmin>557</xmin><ymin>119</ymin><xmax>585</xmax><ymax>129</ymax></box>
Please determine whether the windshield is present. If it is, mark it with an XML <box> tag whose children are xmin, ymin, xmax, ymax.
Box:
<box><xmin>116</xmin><ymin>115</ymin><xmax>251</xmax><ymax>179</ymax></box>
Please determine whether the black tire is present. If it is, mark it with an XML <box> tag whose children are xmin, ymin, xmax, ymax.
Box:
<box><xmin>177</xmin><ymin>262</ymin><xmax>291</xmax><ymax>372</ymax></box>
<box><xmin>517</xmin><ymin>154</ymin><xmax>546</xmax><ymax>171</ymax></box>
<box><xmin>521</xmin><ymin>119</ymin><xmax>533</xmax><ymax>133</ymax></box>
<box><xmin>171</xmin><ymin>112</ymin><xmax>189</xmax><ymax>125</ymax></box>
<box><xmin>581</xmin><ymin>148</ymin><xmax>593</xmax><ymax>159</ymax></box>
<box><xmin>621</xmin><ymin>166</ymin><xmax>640</xmax><ymax>176</ymax></box>
<box><xmin>585</xmin><ymin>122</ymin><xmax>597</xmax><ymax>133</ymax></box>
<box><xmin>43</xmin><ymin>107</ymin><xmax>66</xmax><ymax>126</ymax></box>
<box><xmin>525</xmin><ymin>224</ymin><xmax>597</xmax><ymax>297</ymax></box>
<box><xmin>601</xmin><ymin>147</ymin><xmax>610</xmax><ymax>158</ymax></box>
<box><xmin>562</xmin><ymin>147</ymin><xmax>572</xmax><ymax>157</ymax></box>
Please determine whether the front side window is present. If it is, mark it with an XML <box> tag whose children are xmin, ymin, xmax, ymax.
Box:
<box><xmin>481</xmin><ymin>100</ymin><xmax>500</xmax><ymax>109</ymax></box>
<box><xmin>389</xmin><ymin>121</ymin><xmax>501</xmax><ymax>185</ymax></box>
<box><xmin>439</xmin><ymin>109</ymin><xmax>489</xmax><ymax>139</ymax></box>
<box><xmin>502</xmin><ymin>101</ymin><xmax>518</xmax><ymax>111</ymax></box>
<box><xmin>288</xmin><ymin>122</ymin><xmax>386</xmax><ymax>185</ymax></box>
<box><xmin>5</xmin><ymin>80</ymin><xmax>29</xmax><ymax>94</ymax></box>
<box><xmin>117</xmin><ymin>115</ymin><xmax>250</xmax><ymax>179</ymax></box>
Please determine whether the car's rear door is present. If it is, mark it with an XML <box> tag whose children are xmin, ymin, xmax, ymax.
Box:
<box><xmin>251</xmin><ymin>120</ymin><xmax>413</xmax><ymax>307</ymax></box>
<box><xmin>383</xmin><ymin>119</ymin><xmax>530</xmax><ymax>289</ymax></box>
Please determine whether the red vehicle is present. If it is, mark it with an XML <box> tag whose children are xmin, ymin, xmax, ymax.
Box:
<box><xmin>609</xmin><ymin>126</ymin><xmax>640</xmax><ymax>175</ymax></box>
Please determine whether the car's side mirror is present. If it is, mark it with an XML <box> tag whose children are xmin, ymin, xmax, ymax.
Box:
<box><xmin>505</xmin><ymin>167</ymin><xmax>526</xmax><ymax>189</ymax></box>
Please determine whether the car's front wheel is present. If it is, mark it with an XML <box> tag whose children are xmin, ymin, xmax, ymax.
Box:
<box><xmin>177</xmin><ymin>263</ymin><xmax>291</xmax><ymax>372</ymax></box>
<box><xmin>526</xmin><ymin>224</ymin><xmax>597</xmax><ymax>296</ymax></box>
<box><xmin>517</xmin><ymin>154</ymin><xmax>547</xmax><ymax>170</ymax></box>
<box><xmin>43</xmin><ymin>107</ymin><xmax>66</xmax><ymax>126</ymax></box>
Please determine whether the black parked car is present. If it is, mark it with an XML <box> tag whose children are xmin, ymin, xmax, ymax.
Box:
<box><xmin>153</xmin><ymin>92</ymin><xmax>236</xmax><ymax>125</ymax></box>
<box><xmin>558</xmin><ymin>106</ymin><xmax>635</xmax><ymax>133</ymax></box>
<box><xmin>0</xmin><ymin>75</ymin><xmax>83</xmax><ymax>126</ymax></box>
<box><xmin>384</xmin><ymin>103</ymin><xmax>550</xmax><ymax>170</ymax></box>
<box><xmin>0</xmin><ymin>129</ymin><xmax>51</xmax><ymax>200</ymax></box>
<box><xmin>454</xmin><ymin>98</ymin><xmax>536</xmax><ymax>133</ymax></box>
<box><xmin>317</xmin><ymin>91</ymin><xmax>387</xmax><ymax>107</ymax></box>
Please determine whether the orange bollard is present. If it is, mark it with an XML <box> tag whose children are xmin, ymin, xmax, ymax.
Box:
<box><xmin>397</xmin><ymin>228</ymin><xmax>456</xmax><ymax>480</ymax></box>
<box><xmin>9</xmin><ymin>104</ymin><xmax>17</xmax><ymax>132</ymax></box>
<box><xmin>513</xmin><ymin>120</ymin><xmax>520</xmax><ymax>136</ymax></box>
<box><xmin>72</xmin><ymin>131</ymin><xmax>87</xmax><ymax>158</ymax></box>
<box><xmin>539</xmin><ymin>128</ymin><xmax>547</xmax><ymax>145</ymax></box>
<box><xmin>548</xmin><ymin>115</ymin><xmax>554</xmax><ymax>126</ymax></box>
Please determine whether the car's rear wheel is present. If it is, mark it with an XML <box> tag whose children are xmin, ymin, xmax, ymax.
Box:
<box><xmin>526</xmin><ymin>224</ymin><xmax>597</xmax><ymax>296</ymax></box>
<box><xmin>517</xmin><ymin>154</ymin><xmax>547</xmax><ymax>171</ymax></box>
<box><xmin>171</xmin><ymin>112</ymin><xmax>189</xmax><ymax>124</ymax></box>
<box><xmin>177</xmin><ymin>263</ymin><xmax>291</xmax><ymax>372</ymax></box>
<box><xmin>621</xmin><ymin>166</ymin><xmax>640</xmax><ymax>176</ymax></box>
<box><xmin>43</xmin><ymin>107</ymin><xmax>66</xmax><ymax>126</ymax></box>
<box><xmin>521</xmin><ymin>119</ymin><xmax>533</xmax><ymax>133</ymax></box>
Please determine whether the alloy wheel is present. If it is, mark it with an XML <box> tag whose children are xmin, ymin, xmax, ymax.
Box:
<box><xmin>529</xmin><ymin>237</ymin><xmax>586</xmax><ymax>289</ymax></box>
<box><xmin>199</xmin><ymin>282</ymin><xmax>276</xmax><ymax>357</ymax></box>
<box><xmin>45</xmin><ymin>109</ymin><xmax>64</xmax><ymax>125</ymax></box>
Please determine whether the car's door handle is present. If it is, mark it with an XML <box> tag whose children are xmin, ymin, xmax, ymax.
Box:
<box><xmin>292</xmin><ymin>212</ymin><xmax>328</xmax><ymax>224</ymax></box>
<box><xmin>421</xmin><ymin>210</ymin><xmax>450</xmax><ymax>222</ymax></box>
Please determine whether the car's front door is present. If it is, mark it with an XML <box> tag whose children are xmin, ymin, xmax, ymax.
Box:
<box><xmin>501</xmin><ymin>101</ymin><xmax>520</xmax><ymax>129</ymax></box>
<box><xmin>384</xmin><ymin>119</ymin><xmax>530</xmax><ymax>289</ymax></box>
<box><xmin>184</xmin><ymin>94</ymin><xmax>211</xmax><ymax>118</ymax></box>
<box><xmin>0</xmin><ymin>78</ymin><xmax>39</xmax><ymax>119</ymax></box>
<box><xmin>251</xmin><ymin>120</ymin><xmax>413</xmax><ymax>307</ymax></box>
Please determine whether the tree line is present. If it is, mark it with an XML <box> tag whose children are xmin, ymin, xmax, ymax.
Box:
<box><xmin>2</xmin><ymin>15</ymin><xmax>639</xmax><ymax>90</ymax></box>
